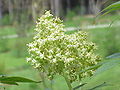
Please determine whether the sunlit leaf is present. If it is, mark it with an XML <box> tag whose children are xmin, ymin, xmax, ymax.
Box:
<box><xmin>94</xmin><ymin>59</ymin><xmax>120</xmax><ymax>76</ymax></box>
<box><xmin>0</xmin><ymin>81</ymin><xmax>18</xmax><ymax>86</ymax></box>
<box><xmin>101</xmin><ymin>6</ymin><xmax>120</xmax><ymax>17</ymax></box>
<box><xmin>73</xmin><ymin>83</ymin><xmax>87</xmax><ymax>90</ymax></box>
<box><xmin>0</xmin><ymin>76</ymin><xmax>41</xmax><ymax>86</ymax></box>
<box><xmin>102</xmin><ymin>1</ymin><xmax>120</xmax><ymax>12</ymax></box>
<box><xmin>89</xmin><ymin>82</ymin><xmax>108</xmax><ymax>90</ymax></box>
<box><xmin>97</xmin><ymin>1</ymin><xmax>120</xmax><ymax>16</ymax></box>
<box><xmin>79</xmin><ymin>63</ymin><xmax>102</xmax><ymax>74</ymax></box>
<box><xmin>106</xmin><ymin>53</ymin><xmax>120</xmax><ymax>59</ymax></box>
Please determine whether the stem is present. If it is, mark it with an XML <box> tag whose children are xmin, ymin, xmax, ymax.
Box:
<box><xmin>50</xmin><ymin>79</ymin><xmax>54</xmax><ymax>90</ymax></box>
<box><xmin>39</xmin><ymin>72</ymin><xmax>48</xmax><ymax>90</ymax></box>
<box><xmin>63</xmin><ymin>74</ymin><xmax>72</xmax><ymax>90</ymax></box>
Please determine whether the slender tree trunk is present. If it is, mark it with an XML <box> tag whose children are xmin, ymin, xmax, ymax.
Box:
<box><xmin>50</xmin><ymin>0</ymin><xmax>55</xmax><ymax>14</ymax></box>
<box><xmin>89</xmin><ymin>0</ymin><xmax>102</xmax><ymax>15</ymax></box>
<box><xmin>89</xmin><ymin>0</ymin><xmax>95</xmax><ymax>14</ymax></box>
<box><xmin>31</xmin><ymin>1</ymin><xmax>36</xmax><ymax>22</ymax></box>
<box><xmin>80</xmin><ymin>0</ymin><xmax>86</xmax><ymax>15</ymax></box>
<box><xmin>0</xmin><ymin>0</ymin><xmax>2</xmax><ymax>19</ymax></box>
<box><xmin>50</xmin><ymin>0</ymin><xmax>61</xmax><ymax>16</ymax></box>
<box><xmin>54</xmin><ymin>0</ymin><xmax>61</xmax><ymax>16</ymax></box>
<box><xmin>8</xmin><ymin>0</ymin><xmax>13</xmax><ymax>21</ymax></box>
<box><xmin>66</xmin><ymin>0</ymin><xmax>71</xmax><ymax>13</ymax></box>
<box><xmin>42</xmin><ymin>0</ymin><xmax>48</xmax><ymax>11</ymax></box>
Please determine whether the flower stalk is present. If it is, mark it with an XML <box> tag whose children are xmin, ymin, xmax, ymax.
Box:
<box><xmin>63</xmin><ymin>74</ymin><xmax>72</xmax><ymax>90</ymax></box>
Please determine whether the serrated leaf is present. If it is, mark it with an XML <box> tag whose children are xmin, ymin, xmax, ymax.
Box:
<box><xmin>0</xmin><ymin>76</ymin><xmax>41</xmax><ymax>83</ymax></box>
<box><xmin>106</xmin><ymin>53</ymin><xmax>120</xmax><ymax>59</ymax></box>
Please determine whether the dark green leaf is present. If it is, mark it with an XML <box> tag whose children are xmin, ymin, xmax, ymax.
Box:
<box><xmin>106</xmin><ymin>53</ymin><xmax>120</xmax><ymax>59</ymax></box>
<box><xmin>100</xmin><ymin>6</ymin><xmax>120</xmax><ymax>17</ymax></box>
<box><xmin>97</xmin><ymin>1</ymin><xmax>120</xmax><ymax>17</ymax></box>
<box><xmin>102</xmin><ymin>1</ymin><xmax>120</xmax><ymax>11</ymax></box>
<box><xmin>73</xmin><ymin>83</ymin><xmax>87</xmax><ymax>90</ymax></box>
<box><xmin>94</xmin><ymin>59</ymin><xmax>120</xmax><ymax>76</ymax></box>
<box><xmin>0</xmin><ymin>76</ymin><xmax>41</xmax><ymax>83</ymax></box>
<box><xmin>89</xmin><ymin>82</ymin><xmax>108</xmax><ymax>90</ymax></box>
<box><xmin>0</xmin><ymin>81</ymin><xmax>18</xmax><ymax>86</ymax></box>
<box><xmin>79</xmin><ymin>63</ymin><xmax>102</xmax><ymax>74</ymax></box>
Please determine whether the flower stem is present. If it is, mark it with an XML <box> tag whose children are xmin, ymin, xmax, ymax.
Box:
<box><xmin>50</xmin><ymin>79</ymin><xmax>54</xmax><ymax>90</ymax></box>
<box><xmin>39</xmin><ymin>72</ymin><xmax>48</xmax><ymax>89</ymax></box>
<box><xmin>63</xmin><ymin>74</ymin><xmax>72</xmax><ymax>90</ymax></box>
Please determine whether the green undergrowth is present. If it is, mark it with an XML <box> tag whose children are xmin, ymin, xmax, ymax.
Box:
<box><xmin>0</xmin><ymin>14</ymin><xmax>120</xmax><ymax>89</ymax></box>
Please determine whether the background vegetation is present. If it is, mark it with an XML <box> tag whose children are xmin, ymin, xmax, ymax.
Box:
<box><xmin>0</xmin><ymin>0</ymin><xmax>120</xmax><ymax>90</ymax></box>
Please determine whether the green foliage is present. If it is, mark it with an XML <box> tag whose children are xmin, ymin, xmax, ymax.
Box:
<box><xmin>0</xmin><ymin>15</ymin><xmax>12</xmax><ymax>25</ymax></box>
<box><xmin>13</xmin><ymin>39</ymin><xmax>27</xmax><ymax>57</ymax></box>
<box><xmin>66</xmin><ymin>10</ymin><xmax>76</xmax><ymax>20</ymax></box>
<box><xmin>0</xmin><ymin>76</ymin><xmax>40</xmax><ymax>86</ymax></box>
<box><xmin>0</xmin><ymin>26</ymin><xmax>16</xmax><ymax>36</ymax></box>
<box><xmin>106</xmin><ymin>53</ymin><xmax>120</xmax><ymax>59</ymax></box>
<box><xmin>88</xmin><ymin>27</ymin><xmax>120</xmax><ymax>57</ymax></box>
<box><xmin>89</xmin><ymin>82</ymin><xmax>108</xmax><ymax>90</ymax></box>
<box><xmin>82</xmin><ymin>53</ymin><xmax>120</xmax><ymax>89</ymax></box>
<box><xmin>12</xmin><ymin>37</ymin><xmax>32</xmax><ymax>58</ymax></box>
<box><xmin>0</xmin><ymin>38</ymin><xmax>9</xmax><ymax>53</ymax></box>
<box><xmin>99</xmin><ymin>1</ymin><xmax>120</xmax><ymax>16</ymax></box>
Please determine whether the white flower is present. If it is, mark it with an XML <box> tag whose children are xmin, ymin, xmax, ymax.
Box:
<box><xmin>52</xmin><ymin>58</ymin><xmax>56</xmax><ymax>63</ymax></box>
<box><xmin>56</xmin><ymin>53</ymin><xmax>61</xmax><ymax>57</ymax></box>
<box><xmin>32</xmin><ymin>59</ymin><xmax>37</xmax><ymax>64</ymax></box>
<box><xmin>27</xmin><ymin>43</ymin><xmax>33</xmax><ymax>47</ymax></box>
<box><xmin>67</xmin><ymin>45</ymin><xmax>78</xmax><ymax>47</ymax></box>
<box><xmin>39</xmin><ymin>53</ymin><xmax>44</xmax><ymax>59</ymax></box>
<box><xmin>36</xmin><ymin>51</ymin><xmax>40</xmax><ymax>54</ymax></box>
<box><xmin>26</xmin><ymin>11</ymin><xmax>100</xmax><ymax>83</ymax></box>
<box><xmin>26</xmin><ymin>57</ymin><xmax>31</xmax><ymax>62</ymax></box>
<box><xmin>34</xmin><ymin>63</ymin><xmax>40</xmax><ymax>68</ymax></box>
<box><xmin>65</xmin><ymin>58</ymin><xmax>74</xmax><ymax>63</ymax></box>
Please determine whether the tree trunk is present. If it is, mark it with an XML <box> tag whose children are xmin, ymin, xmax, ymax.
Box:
<box><xmin>80</xmin><ymin>0</ymin><xmax>86</xmax><ymax>15</ymax></box>
<box><xmin>66</xmin><ymin>0</ymin><xmax>71</xmax><ymax>13</ymax></box>
<box><xmin>54</xmin><ymin>0</ymin><xmax>61</xmax><ymax>16</ymax></box>
<box><xmin>50</xmin><ymin>0</ymin><xmax>55</xmax><ymax>14</ymax></box>
<box><xmin>31</xmin><ymin>1</ymin><xmax>36</xmax><ymax>22</ymax></box>
<box><xmin>42</xmin><ymin>0</ymin><xmax>48</xmax><ymax>11</ymax></box>
<box><xmin>0</xmin><ymin>0</ymin><xmax>2</xmax><ymax>19</ymax></box>
<box><xmin>89</xmin><ymin>0</ymin><xmax>102</xmax><ymax>15</ymax></box>
<box><xmin>8</xmin><ymin>0</ymin><xmax>13</xmax><ymax>21</ymax></box>
<box><xmin>50</xmin><ymin>0</ymin><xmax>61</xmax><ymax>16</ymax></box>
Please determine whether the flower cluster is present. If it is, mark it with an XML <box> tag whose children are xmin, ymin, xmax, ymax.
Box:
<box><xmin>27</xmin><ymin>11</ymin><xmax>100</xmax><ymax>83</ymax></box>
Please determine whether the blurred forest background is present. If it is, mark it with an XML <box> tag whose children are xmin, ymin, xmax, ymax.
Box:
<box><xmin>0</xmin><ymin>0</ymin><xmax>120</xmax><ymax>90</ymax></box>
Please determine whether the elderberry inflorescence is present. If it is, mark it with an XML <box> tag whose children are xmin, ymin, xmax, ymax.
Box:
<box><xmin>27</xmin><ymin>11</ymin><xmax>100</xmax><ymax>83</ymax></box>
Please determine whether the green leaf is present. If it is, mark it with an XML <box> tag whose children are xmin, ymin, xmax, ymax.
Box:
<box><xmin>0</xmin><ymin>81</ymin><xmax>18</xmax><ymax>86</ymax></box>
<box><xmin>0</xmin><ymin>76</ymin><xmax>41</xmax><ymax>84</ymax></box>
<box><xmin>97</xmin><ymin>1</ymin><xmax>120</xmax><ymax>16</ymax></box>
<box><xmin>89</xmin><ymin>82</ymin><xmax>108</xmax><ymax>90</ymax></box>
<box><xmin>79</xmin><ymin>63</ymin><xmax>102</xmax><ymax>74</ymax></box>
<box><xmin>73</xmin><ymin>83</ymin><xmax>87</xmax><ymax>90</ymax></box>
<box><xmin>100</xmin><ymin>6</ymin><xmax>120</xmax><ymax>17</ymax></box>
<box><xmin>102</xmin><ymin>1</ymin><xmax>120</xmax><ymax>12</ymax></box>
<box><xmin>94</xmin><ymin>59</ymin><xmax>120</xmax><ymax>76</ymax></box>
<box><xmin>106</xmin><ymin>53</ymin><xmax>120</xmax><ymax>59</ymax></box>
